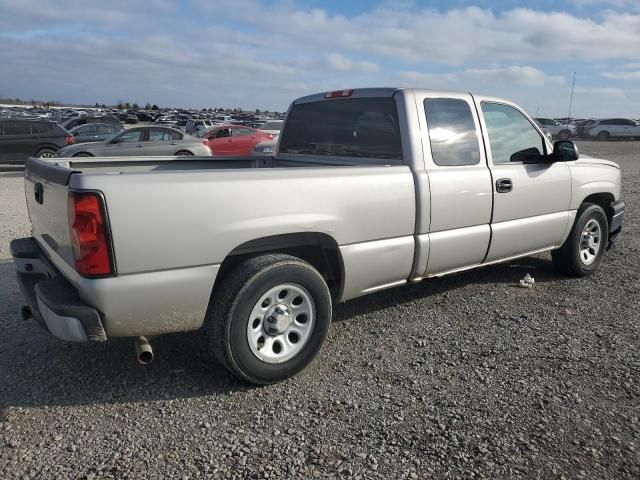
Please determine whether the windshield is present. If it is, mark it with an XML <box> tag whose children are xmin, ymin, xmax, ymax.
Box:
<box><xmin>279</xmin><ymin>97</ymin><xmax>403</xmax><ymax>161</ymax></box>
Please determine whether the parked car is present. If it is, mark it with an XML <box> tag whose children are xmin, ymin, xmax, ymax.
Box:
<box><xmin>252</xmin><ymin>139</ymin><xmax>277</xmax><ymax>156</ymax></box>
<box><xmin>0</xmin><ymin>119</ymin><xmax>73</xmax><ymax>163</ymax></box>
<box><xmin>116</xmin><ymin>113</ymin><xmax>139</xmax><ymax>125</ymax></box>
<box><xmin>534</xmin><ymin>118</ymin><xmax>576</xmax><ymax>140</ymax></box>
<box><xmin>12</xmin><ymin>88</ymin><xmax>625</xmax><ymax>386</ymax></box>
<box><xmin>588</xmin><ymin>118</ymin><xmax>640</xmax><ymax>140</ymax></box>
<box><xmin>62</xmin><ymin>115</ymin><xmax>122</xmax><ymax>131</ymax></box>
<box><xmin>259</xmin><ymin>120</ymin><xmax>284</xmax><ymax>139</ymax></box>
<box><xmin>202</xmin><ymin>125</ymin><xmax>273</xmax><ymax>156</ymax></box>
<box><xmin>54</xmin><ymin>126</ymin><xmax>211</xmax><ymax>157</ymax></box>
<box><xmin>136</xmin><ymin>112</ymin><xmax>155</xmax><ymax>122</ymax></box>
<box><xmin>69</xmin><ymin>123</ymin><xmax>122</xmax><ymax>144</ymax></box>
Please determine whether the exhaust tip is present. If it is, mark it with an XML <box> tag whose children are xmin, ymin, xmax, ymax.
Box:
<box><xmin>20</xmin><ymin>305</ymin><xmax>33</xmax><ymax>320</ymax></box>
<box><xmin>134</xmin><ymin>336</ymin><xmax>154</xmax><ymax>365</ymax></box>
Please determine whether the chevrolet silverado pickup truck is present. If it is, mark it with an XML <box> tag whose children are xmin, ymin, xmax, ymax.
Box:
<box><xmin>11</xmin><ymin>88</ymin><xmax>625</xmax><ymax>384</ymax></box>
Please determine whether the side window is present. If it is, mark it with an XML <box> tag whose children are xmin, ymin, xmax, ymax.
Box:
<box><xmin>424</xmin><ymin>98</ymin><xmax>481</xmax><ymax>166</ymax></box>
<box><xmin>80</xmin><ymin>125</ymin><xmax>98</xmax><ymax>134</ymax></box>
<box><xmin>3</xmin><ymin>121</ymin><xmax>31</xmax><ymax>135</ymax></box>
<box><xmin>148</xmin><ymin>129</ymin><xmax>174</xmax><ymax>141</ymax></box>
<box><xmin>116</xmin><ymin>130</ymin><xmax>143</xmax><ymax>143</ymax></box>
<box><xmin>98</xmin><ymin>125</ymin><xmax>117</xmax><ymax>134</ymax></box>
<box><xmin>215</xmin><ymin>128</ymin><xmax>232</xmax><ymax>139</ymax></box>
<box><xmin>33</xmin><ymin>123</ymin><xmax>52</xmax><ymax>134</ymax></box>
<box><xmin>481</xmin><ymin>103</ymin><xmax>545</xmax><ymax>164</ymax></box>
<box><xmin>233</xmin><ymin>128</ymin><xmax>254</xmax><ymax>136</ymax></box>
<box><xmin>622</xmin><ymin>119</ymin><xmax>635</xmax><ymax>126</ymax></box>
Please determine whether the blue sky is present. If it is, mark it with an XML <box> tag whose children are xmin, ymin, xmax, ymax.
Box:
<box><xmin>0</xmin><ymin>0</ymin><xmax>639</xmax><ymax>116</ymax></box>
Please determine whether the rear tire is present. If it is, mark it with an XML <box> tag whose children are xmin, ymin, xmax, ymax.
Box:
<box><xmin>206</xmin><ymin>254</ymin><xmax>332</xmax><ymax>384</ymax></box>
<box><xmin>558</xmin><ymin>129</ymin><xmax>571</xmax><ymax>140</ymax></box>
<box><xmin>596</xmin><ymin>131</ymin><xmax>610</xmax><ymax>141</ymax></box>
<box><xmin>175</xmin><ymin>150</ymin><xmax>193</xmax><ymax>156</ymax></box>
<box><xmin>552</xmin><ymin>203</ymin><xmax>608</xmax><ymax>277</ymax></box>
<box><xmin>35</xmin><ymin>147</ymin><xmax>57</xmax><ymax>158</ymax></box>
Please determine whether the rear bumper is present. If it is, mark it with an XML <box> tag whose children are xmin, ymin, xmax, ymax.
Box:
<box><xmin>11</xmin><ymin>237</ymin><xmax>106</xmax><ymax>342</ymax></box>
<box><xmin>608</xmin><ymin>200</ymin><xmax>625</xmax><ymax>249</ymax></box>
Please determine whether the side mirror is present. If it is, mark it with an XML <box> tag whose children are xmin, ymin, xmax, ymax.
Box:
<box><xmin>553</xmin><ymin>140</ymin><xmax>579</xmax><ymax>161</ymax></box>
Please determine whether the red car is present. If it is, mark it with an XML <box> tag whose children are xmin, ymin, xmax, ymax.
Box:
<box><xmin>202</xmin><ymin>125</ymin><xmax>273</xmax><ymax>156</ymax></box>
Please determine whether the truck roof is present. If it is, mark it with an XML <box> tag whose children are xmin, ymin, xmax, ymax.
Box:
<box><xmin>293</xmin><ymin>88</ymin><xmax>513</xmax><ymax>106</ymax></box>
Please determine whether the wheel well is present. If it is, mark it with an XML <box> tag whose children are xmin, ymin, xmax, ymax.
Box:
<box><xmin>73</xmin><ymin>152</ymin><xmax>94</xmax><ymax>157</ymax></box>
<box><xmin>583</xmin><ymin>192</ymin><xmax>615</xmax><ymax>224</ymax></box>
<box><xmin>33</xmin><ymin>144</ymin><xmax>59</xmax><ymax>154</ymax></box>
<box><xmin>214</xmin><ymin>233</ymin><xmax>344</xmax><ymax>300</ymax></box>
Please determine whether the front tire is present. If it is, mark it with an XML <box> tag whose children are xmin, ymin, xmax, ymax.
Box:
<box><xmin>552</xmin><ymin>203</ymin><xmax>608</xmax><ymax>277</ymax></box>
<box><xmin>206</xmin><ymin>254</ymin><xmax>332</xmax><ymax>384</ymax></box>
<box><xmin>35</xmin><ymin>147</ymin><xmax>57</xmax><ymax>158</ymax></box>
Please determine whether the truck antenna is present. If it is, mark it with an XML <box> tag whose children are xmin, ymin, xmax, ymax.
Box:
<box><xmin>566</xmin><ymin>72</ymin><xmax>576</xmax><ymax>131</ymax></box>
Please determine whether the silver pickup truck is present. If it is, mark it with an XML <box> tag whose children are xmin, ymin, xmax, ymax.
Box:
<box><xmin>11</xmin><ymin>88</ymin><xmax>625</xmax><ymax>384</ymax></box>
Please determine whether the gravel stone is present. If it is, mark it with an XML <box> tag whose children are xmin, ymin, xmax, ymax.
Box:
<box><xmin>0</xmin><ymin>141</ymin><xmax>639</xmax><ymax>479</ymax></box>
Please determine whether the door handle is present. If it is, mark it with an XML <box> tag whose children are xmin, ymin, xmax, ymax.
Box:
<box><xmin>496</xmin><ymin>178</ymin><xmax>513</xmax><ymax>193</ymax></box>
<box><xmin>135</xmin><ymin>144</ymin><xmax>144</xmax><ymax>148</ymax></box>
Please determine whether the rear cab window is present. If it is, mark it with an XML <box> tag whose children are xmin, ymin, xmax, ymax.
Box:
<box><xmin>424</xmin><ymin>98</ymin><xmax>481</xmax><ymax>166</ymax></box>
<box><xmin>279</xmin><ymin>97</ymin><xmax>403</xmax><ymax>162</ymax></box>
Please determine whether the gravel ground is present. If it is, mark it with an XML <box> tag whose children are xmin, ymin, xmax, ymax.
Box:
<box><xmin>1</xmin><ymin>142</ymin><xmax>638</xmax><ymax>479</ymax></box>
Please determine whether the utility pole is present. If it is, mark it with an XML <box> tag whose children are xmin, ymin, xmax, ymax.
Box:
<box><xmin>566</xmin><ymin>72</ymin><xmax>576</xmax><ymax>130</ymax></box>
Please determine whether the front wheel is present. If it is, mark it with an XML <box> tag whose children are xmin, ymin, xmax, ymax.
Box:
<box><xmin>35</xmin><ymin>147</ymin><xmax>57</xmax><ymax>158</ymax></box>
<box><xmin>206</xmin><ymin>254</ymin><xmax>332</xmax><ymax>384</ymax></box>
<box><xmin>552</xmin><ymin>203</ymin><xmax>608</xmax><ymax>277</ymax></box>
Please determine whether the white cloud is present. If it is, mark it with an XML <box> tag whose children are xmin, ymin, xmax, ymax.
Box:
<box><xmin>0</xmin><ymin>0</ymin><xmax>638</xmax><ymax>116</ymax></box>
<box><xmin>603</xmin><ymin>70</ymin><xmax>640</xmax><ymax>80</ymax></box>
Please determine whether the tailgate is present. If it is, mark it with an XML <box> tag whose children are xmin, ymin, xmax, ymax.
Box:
<box><xmin>24</xmin><ymin>157</ymin><xmax>80</xmax><ymax>271</ymax></box>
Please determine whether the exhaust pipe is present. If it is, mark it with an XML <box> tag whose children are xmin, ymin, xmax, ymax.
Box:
<box><xmin>134</xmin><ymin>336</ymin><xmax>153</xmax><ymax>365</ymax></box>
<box><xmin>20</xmin><ymin>305</ymin><xmax>33</xmax><ymax>320</ymax></box>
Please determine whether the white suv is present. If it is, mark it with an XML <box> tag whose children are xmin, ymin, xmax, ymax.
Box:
<box><xmin>588</xmin><ymin>118</ymin><xmax>640</xmax><ymax>140</ymax></box>
<box><xmin>534</xmin><ymin>118</ymin><xmax>576</xmax><ymax>140</ymax></box>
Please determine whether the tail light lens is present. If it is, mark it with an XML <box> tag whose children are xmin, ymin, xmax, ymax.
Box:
<box><xmin>68</xmin><ymin>192</ymin><xmax>114</xmax><ymax>277</ymax></box>
<box><xmin>202</xmin><ymin>140</ymin><xmax>213</xmax><ymax>155</ymax></box>
<box><xmin>266</xmin><ymin>134</ymin><xmax>273</xmax><ymax>140</ymax></box>
<box><xmin>66</xmin><ymin>136</ymin><xmax>74</xmax><ymax>145</ymax></box>
<box><xmin>325</xmin><ymin>89</ymin><xmax>353</xmax><ymax>99</ymax></box>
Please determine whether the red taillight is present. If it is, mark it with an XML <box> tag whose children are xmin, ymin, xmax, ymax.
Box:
<box><xmin>68</xmin><ymin>192</ymin><xmax>113</xmax><ymax>277</ymax></box>
<box><xmin>266</xmin><ymin>134</ymin><xmax>273</xmax><ymax>140</ymax></box>
<box><xmin>325</xmin><ymin>89</ymin><xmax>353</xmax><ymax>99</ymax></box>
<box><xmin>66</xmin><ymin>136</ymin><xmax>74</xmax><ymax>145</ymax></box>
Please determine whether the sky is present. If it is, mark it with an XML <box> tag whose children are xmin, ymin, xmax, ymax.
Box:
<box><xmin>0</xmin><ymin>0</ymin><xmax>639</xmax><ymax>117</ymax></box>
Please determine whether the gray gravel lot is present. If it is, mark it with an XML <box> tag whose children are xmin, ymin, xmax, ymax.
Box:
<box><xmin>1</xmin><ymin>142</ymin><xmax>639</xmax><ymax>479</ymax></box>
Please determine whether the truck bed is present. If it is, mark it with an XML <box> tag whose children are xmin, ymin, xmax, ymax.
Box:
<box><xmin>35</xmin><ymin>154</ymin><xmax>384</xmax><ymax>177</ymax></box>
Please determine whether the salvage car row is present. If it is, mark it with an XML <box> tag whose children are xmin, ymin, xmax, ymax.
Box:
<box><xmin>0</xmin><ymin>118</ymin><xmax>283</xmax><ymax>163</ymax></box>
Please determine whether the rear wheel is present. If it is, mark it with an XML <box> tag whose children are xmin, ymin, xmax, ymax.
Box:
<box><xmin>175</xmin><ymin>150</ymin><xmax>193</xmax><ymax>156</ymax></box>
<box><xmin>35</xmin><ymin>147</ymin><xmax>57</xmax><ymax>158</ymax></box>
<box><xmin>558</xmin><ymin>129</ymin><xmax>571</xmax><ymax>140</ymax></box>
<box><xmin>552</xmin><ymin>203</ymin><xmax>608</xmax><ymax>277</ymax></box>
<box><xmin>596</xmin><ymin>131</ymin><xmax>610</xmax><ymax>141</ymax></box>
<box><xmin>206</xmin><ymin>254</ymin><xmax>332</xmax><ymax>384</ymax></box>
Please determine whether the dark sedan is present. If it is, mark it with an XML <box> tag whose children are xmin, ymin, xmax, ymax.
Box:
<box><xmin>69</xmin><ymin>123</ymin><xmax>123</xmax><ymax>144</ymax></box>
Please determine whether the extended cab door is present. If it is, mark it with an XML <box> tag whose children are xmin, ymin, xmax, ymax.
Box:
<box><xmin>414</xmin><ymin>92</ymin><xmax>493</xmax><ymax>275</ymax></box>
<box><xmin>475</xmin><ymin>99</ymin><xmax>572</xmax><ymax>262</ymax></box>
